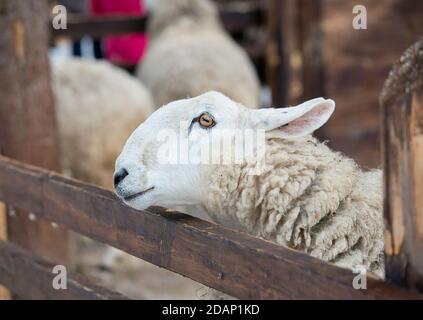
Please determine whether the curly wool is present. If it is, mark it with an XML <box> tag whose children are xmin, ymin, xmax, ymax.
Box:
<box><xmin>205</xmin><ymin>136</ymin><xmax>384</xmax><ymax>278</ymax></box>
<box><xmin>51</xmin><ymin>58</ymin><xmax>154</xmax><ymax>188</ymax></box>
<box><xmin>137</xmin><ymin>0</ymin><xmax>260</xmax><ymax>109</ymax></box>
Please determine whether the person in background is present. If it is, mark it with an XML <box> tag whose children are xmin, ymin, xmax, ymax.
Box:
<box><xmin>90</xmin><ymin>0</ymin><xmax>148</xmax><ymax>66</ymax></box>
<box><xmin>58</xmin><ymin>0</ymin><xmax>88</xmax><ymax>56</ymax></box>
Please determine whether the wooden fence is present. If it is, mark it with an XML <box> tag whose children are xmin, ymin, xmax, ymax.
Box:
<box><xmin>0</xmin><ymin>0</ymin><xmax>422</xmax><ymax>300</ymax></box>
<box><xmin>0</xmin><ymin>155</ymin><xmax>421</xmax><ymax>299</ymax></box>
<box><xmin>300</xmin><ymin>0</ymin><xmax>423</xmax><ymax>169</ymax></box>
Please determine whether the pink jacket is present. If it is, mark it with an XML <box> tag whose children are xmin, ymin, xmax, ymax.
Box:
<box><xmin>90</xmin><ymin>0</ymin><xmax>148</xmax><ymax>64</ymax></box>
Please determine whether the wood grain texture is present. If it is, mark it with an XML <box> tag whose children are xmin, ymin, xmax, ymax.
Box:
<box><xmin>380</xmin><ymin>37</ymin><xmax>423</xmax><ymax>291</ymax></box>
<box><xmin>266</xmin><ymin>0</ymin><xmax>296</xmax><ymax>106</ymax></box>
<box><xmin>0</xmin><ymin>156</ymin><xmax>421</xmax><ymax>299</ymax></box>
<box><xmin>0</xmin><ymin>203</ymin><xmax>10</xmax><ymax>300</ymax></box>
<box><xmin>0</xmin><ymin>240</ymin><xmax>128</xmax><ymax>300</ymax></box>
<box><xmin>0</xmin><ymin>0</ymin><xmax>67</xmax><ymax>264</ymax></box>
<box><xmin>382</xmin><ymin>91</ymin><xmax>423</xmax><ymax>292</ymax></box>
<box><xmin>0</xmin><ymin>203</ymin><xmax>6</xmax><ymax>246</ymax></box>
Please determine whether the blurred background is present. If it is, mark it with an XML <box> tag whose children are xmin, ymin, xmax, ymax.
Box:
<box><xmin>48</xmin><ymin>0</ymin><xmax>423</xmax><ymax>168</ymax></box>
<box><xmin>1</xmin><ymin>0</ymin><xmax>423</xmax><ymax>299</ymax></box>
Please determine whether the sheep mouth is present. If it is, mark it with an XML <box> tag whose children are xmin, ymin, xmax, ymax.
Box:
<box><xmin>123</xmin><ymin>186</ymin><xmax>155</xmax><ymax>202</ymax></box>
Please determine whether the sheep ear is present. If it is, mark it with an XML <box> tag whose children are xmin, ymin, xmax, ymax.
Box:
<box><xmin>249</xmin><ymin>98</ymin><xmax>335</xmax><ymax>138</ymax></box>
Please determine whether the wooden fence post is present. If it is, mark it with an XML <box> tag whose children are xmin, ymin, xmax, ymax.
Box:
<box><xmin>0</xmin><ymin>203</ymin><xmax>10</xmax><ymax>299</ymax></box>
<box><xmin>0</xmin><ymin>0</ymin><xmax>67</xmax><ymax>264</ymax></box>
<box><xmin>380</xmin><ymin>37</ymin><xmax>423</xmax><ymax>292</ymax></box>
<box><xmin>297</xmin><ymin>0</ymin><xmax>323</xmax><ymax>101</ymax></box>
<box><xmin>266</xmin><ymin>0</ymin><xmax>296</xmax><ymax>107</ymax></box>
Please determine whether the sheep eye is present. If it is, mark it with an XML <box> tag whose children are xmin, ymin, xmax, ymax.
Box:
<box><xmin>198</xmin><ymin>112</ymin><xmax>216</xmax><ymax>129</ymax></box>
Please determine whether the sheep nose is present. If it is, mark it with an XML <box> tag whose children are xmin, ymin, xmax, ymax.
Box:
<box><xmin>114</xmin><ymin>168</ymin><xmax>129</xmax><ymax>187</ymax></box>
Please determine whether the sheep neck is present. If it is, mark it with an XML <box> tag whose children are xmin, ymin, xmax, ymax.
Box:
<box><xmin>203</xmin><ymin>136</ymin><xmax>360</xmax><ymax>247</ymax></box>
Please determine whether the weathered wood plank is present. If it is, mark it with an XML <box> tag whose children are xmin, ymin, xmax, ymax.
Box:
<box><xmin>0</xmin><ymin>0</ymin><xmax>67</xmax><ymax>263</ymax></box>
<box><xmin>0</xmin><ymin>156</ymin><xmax>421</xmax><ymax>299</ymax></box>
<box><xmin>0</xmin><ymin>203</ymin><xmax>10</xmax><ymax>300</ymax></box>
<box><xmin>380</xmin><ymin>38</ymin><xmax>423</xmax><ymax>292</ymax></box>
<box><xmin>0</xmin><ymin>240</ymin><xmax>128</xmax><ymax>300</ymax></box>
<box><xmin>51</xmin><ymin>15</ymin><xmax>147</xmax><ymax>39</ymax></box>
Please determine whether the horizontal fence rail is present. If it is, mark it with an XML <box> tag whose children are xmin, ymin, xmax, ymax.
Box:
<box><xmin>50</xmin><ymin>6</ymin><xmax>264</xmax><ymax>39</ymax></box>
<box><xmin>220</xmin><ymin>5</ymin><xmax>265</xmax><ymax>33</ymax></box>
<box><xmin>0</xmin><ymin>240</ymin><xmax>128</xmax><ymax>300</ymax></box>
<box><xmin>51</xmin><ymin>15</ymin><xmax>148</xmax><ymax>38</ymax></box>
<box><xmin>0</xmin><ymin>156</ymin><xmax>421</xmax><ymax>299</ymax></box>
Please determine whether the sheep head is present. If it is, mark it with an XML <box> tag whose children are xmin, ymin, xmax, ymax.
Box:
<box><xmin>114</xmin><ymin>91</ymin><xmax>335</xmax><ymax>211</ymax></box>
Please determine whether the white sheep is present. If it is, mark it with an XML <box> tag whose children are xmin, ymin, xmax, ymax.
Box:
<box><xmin>51</xmin><ymin>57</ymin><xmax>154</xmax><ymax>188</ymax></box>
<box><xmin>114</xmin><ymin>91</ymin><xmax>385</xmax><ymax>287</ymax></box>
<box><xmin>51</xmin><ymin>57</ymin><xmax>205</xmax><ymax>299</ymax></box>
<box><xmin>137</xmin><ymin>0</ymin><xmax>260</xmax><ymax>109</ymax></box>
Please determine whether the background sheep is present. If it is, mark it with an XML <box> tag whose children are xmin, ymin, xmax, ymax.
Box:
<box><xmin>114</xmin><ymin>91</ymin><xmax>385</xmax><ymax>282</ymax></box>
<box><xmin>137</xmin><ymin>0</ymin><xmax>260</xmax><ymax>109</ymax></box>
<box><xmin>51</xmin><ymin>57</ymin><xmax>154</xmax><ymax>188</ymax></box>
